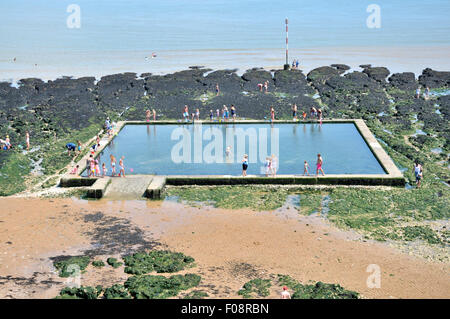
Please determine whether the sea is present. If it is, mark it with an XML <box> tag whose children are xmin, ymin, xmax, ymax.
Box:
<box><xmin>1</xmin><ymin>0</ymin><xmax>450</xmax><ymax>82</ymax></box>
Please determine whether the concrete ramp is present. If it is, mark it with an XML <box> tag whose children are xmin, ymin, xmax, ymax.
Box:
<box><xmin>103</xmin><ymin>175</ymin><xmax>153</xmax><ymax>200</ymax></box>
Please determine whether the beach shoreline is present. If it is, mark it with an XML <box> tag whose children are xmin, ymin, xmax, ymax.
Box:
<box><xmin>2</xmin><ymin>45</ymin><xmax>450</xmax><ymax>83</ymax></box>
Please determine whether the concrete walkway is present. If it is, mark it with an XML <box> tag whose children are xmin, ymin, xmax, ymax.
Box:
<box><xmin>103</xmin><ymin>175</ymin><xmax>153</xmax><ymax>200</ymax></box>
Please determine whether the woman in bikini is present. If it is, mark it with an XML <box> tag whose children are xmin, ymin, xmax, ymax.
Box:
<box><xmin>316</xmin><ymin>154</ymin><xmax>325</xmax><ymax>176</ymax></box>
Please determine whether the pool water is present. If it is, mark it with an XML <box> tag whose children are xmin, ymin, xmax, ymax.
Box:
<box><xmin>90</xmin><ymin>123</ymin><xmax>386</xmax><ymax>176</ymax></box>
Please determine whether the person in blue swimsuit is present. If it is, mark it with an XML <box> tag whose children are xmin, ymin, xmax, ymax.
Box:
<box><xmin>242</xmin><ymin>154</ymin><xmax>248</xmax><ymax>176</ymax></box>
<box><xmin>66</xmin><ymin>142</ymin><xmax>76</xmax><ymax>156</ymax></box>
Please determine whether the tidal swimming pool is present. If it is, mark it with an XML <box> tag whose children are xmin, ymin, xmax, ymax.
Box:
<box><xmin>90</xmin><ymin>123</ymin><xmax>386</xmax><ymax>176</ymax></box>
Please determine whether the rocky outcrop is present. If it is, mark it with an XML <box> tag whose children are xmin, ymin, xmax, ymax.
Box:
<box><xmin>388</xmin><ymin>72</ymin><xmax>417</xmax><ymax>90</ymax></box>
<box><xmin>362</xmin><ymin>66</ymin><xmax>390</xmax><ymax>83</ymax></box>
<box><xmin>418</xmin><ymin>68</ymin><xmax>450</xmax><ymax>88</ymax></box>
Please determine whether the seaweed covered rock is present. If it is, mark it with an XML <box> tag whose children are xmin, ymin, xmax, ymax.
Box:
<box><xmin>419</xmin><ymin>68</ymin><xmax>450</xmax><ymax>88</ymax></box>
<box><xmin>330</xmin><ymin>64</ymin><xmax>351</xmax><ymax>74</ymax></box>
<box><xmin>362</xmin><ymin>66</ymin><xmax>390</xmax><ymax>83</ymax></box>
<box><xmin>56</xmin><ymin>286</ymin><xmax>103</xmax><ymax>299</ymax></box>
<box><xmin>103</xmin><ymin>284</ymin><xmax>132</xmax><ymax>299</ymax></box>
<box><xmin>307</xmin><ymin>66</ymin><xmax>340</xmax><ymax>84</ymax></box>
<box><xmin>238</xmin><ymin>278</ymin><xmax>272</xmax><ymax>298</ymax></box>
<box><xmin>123</xmin><ymin>250</ymin><xmax>195</xmax><ymax>275</ymax></box>
<box><xmin>388</xmin><ymin>72</ymin><xmax>417</xmax><ymax>91</ymax></box>
<box><xmin>124</xmin><ymin>274</ymin><xmax>201</xmax><ymax>299</ymax></box>
<box><xmin>277</xmin><ymin>275</ymin><xmax>359</xmax><ymax>299</ymax></box>
<box><xmin>273</xmin><ymin>69</ymin><xmax>314</xmax><ymax>94</ymax></box>
<box><xmin>52</xmin><ymin>255</ymin><xmax>90</xmax><ymax>277</ymax></box>
<box><xmin>106</xmin><ymin>257</ymin><xmax>123</xmax><ymax>268</ymax></box>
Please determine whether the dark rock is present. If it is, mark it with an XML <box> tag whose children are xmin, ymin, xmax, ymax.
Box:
<box><xmin>418</xmin><ymin>68</ymin><xmax>450</xmax><ymax>88</ymax></box>
<box><xmin>330</xmin><ymin>64</ymin><xmax>351</xmax><ymax>73</ymax></box>
<box><xmin>362</xmin><ymin>67</ymin><xmax>390</xmax><ymax>83</ymax></box>
<box><xmin>388</xmin><ymin>72</ymin><xmax>417</xmax><ymax>90</ymax></box>
<box><xmin>307</xmin><ymin>66</ymin><xmax>341</xmax><ymax>84</ymax></box>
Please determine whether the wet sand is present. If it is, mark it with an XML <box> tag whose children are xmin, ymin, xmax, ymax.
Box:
<box><xmin>3</xmin><ymin>46</ymin><xmax>450</xmax><ymax>83</ymax></box>
<box><xmin>0</xmin><ymin>197</ymin><xmax>449</xmax><ymax>299</ymax></box>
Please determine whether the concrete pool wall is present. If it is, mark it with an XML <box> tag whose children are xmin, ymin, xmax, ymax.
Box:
<box><xmin>59</xmin><ymin>119</ymin><xmax>405</xmax><ymax>198</ymax></box>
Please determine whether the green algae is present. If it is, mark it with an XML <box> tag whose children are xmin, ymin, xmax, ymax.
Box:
<box><xmin>107</xmin><ymin>257</ymin><xmax>123</xmax><ymax>268</ymax></box>
<box><xmin>124</xmin><ymin>274</ymin><xmax>201</xmax><ymax>299</ymax></box>
<box><xmin>53</xmin><ymin>256</ymin><xmax>90</xmax><ymax>278</ymax></box>
<box><xmin>0</xmin><ymin>152</ymin><xmax>31</xmax><ymax>196</ymax></box>
<box><xmin>123</xmin><ymin>250</ymin><xmax>195</xmax><ymax>275</ymax></box>
<box><xmin>277</xmin><ymin>275</ymin><xmax>359</xmax><ymax>299</ymax></box>
<box><xmin>166</xmin><ymin>186</ymin><xmax>291</xmax><ymax>211</ymax></box>
<box><xmin>103</xmin><ymin>284</ymin><xmax>132</xmax><ymax>299</ymax></box>
<box><xmin>238</xmin><ymin>278</ymin><xmax>272</xmax><ymax>298</ymax></box>
<box><xmin>91</xmin><ymin>260</ymin><xmax>105</xmax><ymax>268</ymax></box>
<box><xmin>56</xmin><ymin>286</ymin><xmax>103</xmax><ymax>299</ymax></box>
<box><xmin>183</xmin><ymin>290</ymin><xmax>209</xmax><ymax>299</ymax></box>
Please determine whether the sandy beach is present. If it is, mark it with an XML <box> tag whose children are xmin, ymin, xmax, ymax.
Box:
<box><xmin>1</xmin><ymin>197</ymin><xmax>448</xmax><ymax>299</ymax></box>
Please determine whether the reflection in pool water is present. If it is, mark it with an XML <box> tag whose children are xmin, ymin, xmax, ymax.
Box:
<box><xmin>89</xmin><ymin>123</ymin><xmax>386</xmax><ymax>176</ymax></box>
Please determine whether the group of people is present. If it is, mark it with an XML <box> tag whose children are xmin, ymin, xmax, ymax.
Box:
<box><xmin>257</xmin><ymin>80</ymin><xmax>270</xmax><ymax>93</ymax></box>
<box><xmin>415</xmin><ymin>86</ymin><xmax>431</xmax><ymax>100</ymax></box>
<box><xmin>1</xmin><ymin>131</ymin><xmax>30</xmax><ymax>151</ymax></box>
<box><xmin>145</xmin><ymin>109</ymin><xmax>157</xmax><ymax>122</ymax></box>
<box><xmin>240</xmin><ymin>153</ymin><xmax>325</xmax><ymax>177</ymax></box>
<box><xmin>181</xmin><ymin>105</ymin><xmax>238</xmax><ymax>122</ymax></box>
<box><xmin>291</xmin><ymin>59</ymin><xmax>300</xmax><ymax>69</ymax></box>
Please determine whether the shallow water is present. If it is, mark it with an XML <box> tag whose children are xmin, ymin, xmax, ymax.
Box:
<box><xmin>92</xmin><ymin>123</ymin><xmax>386</xmax><ymax>175</ymax></box>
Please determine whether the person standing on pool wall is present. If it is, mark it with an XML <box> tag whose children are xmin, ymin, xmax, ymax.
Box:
<box><xmin>303</xmin><ymin>160</ymin><xmax>309</xmax><ymax>176</ymax></box>
<box><xmin>110</xmin><ymin>155</ymin><xmax>117</xmax><ymax>176</ymax></box>
<box><xmin>316</xmin><ymin>154</ymin><xmax>325</xmax><ymax>176</ymax></box>
<box><xmin>292</xmin><ymin>104</ymin><xmax>297</xmax><ymax>121</ymax></box>
<box><xmin>270</xmin><ymin>107</ymin><xmax>275</xmax><ymax>122</ymax></box>
<box><xmin>118</xmin><ymin>156</ymin><xmax>126</xmax><ymax>177</ymax></box>
<box><xmin>242</xmin><ymin>154</ymin><xmax>248</xmax><ymax>177</ymax></box>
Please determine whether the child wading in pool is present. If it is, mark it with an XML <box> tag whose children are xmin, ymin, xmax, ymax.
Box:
<box><xmin>271</xmin><ymin>154</ymin><xmax>278</xmax><ymax>177</ymax></box>
<box><xmin>242</xmin><ymin>154</ymin><xmax>248</xmax><ymax>177</ymax></box>
<box><xmin>102</xmin><ymin>163</ymin><xmax>107</xmax><ymax>177</ymax></box>
<box><xmin>118</xmin><ymin>156</ymin><xmax>125</xmax><ymax>177</ymax></box>
<box><xmin>110</xmin><ymin>155</ymin><xmax>117</xmax><ymax>176</ymax></box>
<box><xmin>303</xmin><ymin>161</ymin><xmax>309</xmax><ymax>176</ymax></box>
<box><xmin>265</xmin><ymin>157</ymin><xmax>272</xmax><ymax>177</ymax></box>
<box><xmin>316</xmin><ymin>154</ymin><xmax>325</xmax><ymax>176</ymax></box>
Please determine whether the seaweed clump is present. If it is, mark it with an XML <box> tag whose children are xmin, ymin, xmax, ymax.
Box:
<box><xmin>103</xmin><ymin>284</ymin><xmax>132</xmax><ymax>299</ymax></box>
<box><xmin>123</xmin><ymin>250</ymin><xmax>195</xmax><ymax>275</ymax></box>
<box><xmin>107</xmin><ymin>257</ymin><xmax>123</xmax><ymax>268</ymax></box>
<box><xmin>238</xmin><ymin>279</ymin><xmax>272</xmax><ymax>298</ymax></box>
<box><xmin>53</xmin><ymin>256</ymin><xmax>91</xmax><ymax>278</ymax></box>
<box><xmin>277</xmin><ymin>275</ymin><xmax>359</xmax><ymax>299</ymax></box>
<box><xmin>55</xmin><ymin>286</ymin><xmax>103</xmax><ymax>299</ymax></box>
<box><xmin>92</xmin><ymin>260</ymin><xmax>105</xmax><ymax>268</ymax></box>
<box><xmin>124</xmin><ymin>274</ymin><xmax>201</xmax><ymax>299</ymax></box>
